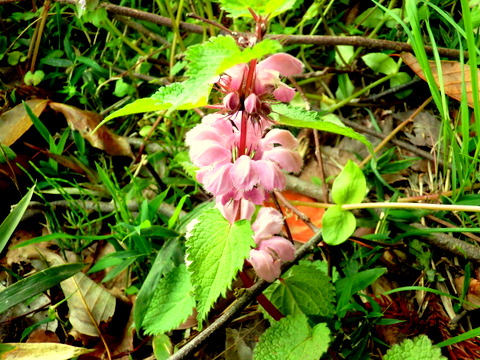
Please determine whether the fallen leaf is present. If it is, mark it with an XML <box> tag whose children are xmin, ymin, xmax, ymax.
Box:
<box><xmin>0</xmin><ymin>343</ymin><xmax>92</xmax><ymax>360</ymax></box>
<box><xmin>0</xmin><ymin>99</ymin><xmax>49</xmax><ymax>146</ymax></box>
<box><xmin>6</xmin><ymin>246</ymin><xmax>117</xmax><ymax>337</ymax></box>
<box><xmin>26</xmin><ymin>329</ymin><xmax>60</xmax><ymax>343</ymax></box>
<box><xmin>49</xmin><ymin>102</ymin><xmax>133</xmax><ymax>157</ymax></box>
<box><xmin>454</xmin><ymin>276</ymin><xmax>480</xmax><ymax>311</ymax></box>
<box><xmin>401</xmin><ymin>52</ymin><xmax>479</xmax><ymax>108</ymax></box>
<box><xmin>39</xmin><ymin>251</ymin><xmax>117</xmax><ymax>337</ymax></box>
<box><xmin>266</xmin><ymin>190</ymin><xmax>324</xmax><ymax>243</ymax></box>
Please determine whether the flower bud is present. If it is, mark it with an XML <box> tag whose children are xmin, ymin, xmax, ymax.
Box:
<box><xmin>244</xmin><ymin>93</ymin><xmax>261</xmax><ymax>114</ymax></box>
<box><xmin>223</xmin><ymin>92</ymin><xmax>240</xmax><ymax>111</ymax></box>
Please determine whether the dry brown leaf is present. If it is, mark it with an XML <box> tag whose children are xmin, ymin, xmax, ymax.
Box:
<box><xmin>401</xmin><ymin>52</ymin><xmax>479</xmax><ymax>108</ymax></box>
<box><xmin>6</xmin><ymin>245</ymin><xmax>117</xmax><ymax>337</ymax></box>
<box><xmin>49</xmin><ymin>102</ymin><xmax>133</xmax><ymax>157</ymax></box>
<box><xmin>40</xmin><ymin>251</ymin><xmax>117</xmax><ymax>337</ymax></box>
<box><xmin>0</xmin><ymin>343</ymin><xmax>92</xmax><ymax>360</ymax></box>
<box><xmin>0</xmin><ymin>99</ymin><xmax>49</xmax><ymax>146</ymax></box>
<box><xmin>454</xmin><ymin>276</ymin><xmax>480</xmax><ymax>311</ymax></box>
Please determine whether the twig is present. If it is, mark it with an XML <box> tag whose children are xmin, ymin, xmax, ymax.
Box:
<box><xmin>2</xmin><ymin>0</ymin><xmax>468</xmax><ymax>60</ymax></box>
<box><xmin>113</xmin><ymin>15</ymin><xmax>170</xmax><ymax>46</ymax></box>
<box><xmin>285</xmin><ymin>175</ymin><xmax>324</xmax><ymax>201</ymax></box>
<box><xmin>23</xmin><ymin>199</ymin><xmax>185</xmax><ymax>220</ymax></box>
<box><xmin>411</xmin><ymin>223</ymin><xmax>480</xmax><ymax>262</ymax></box>
<box><xmin>340</xmin><ymin>117</ymin><xmax>446</xmax><ymax>169</ymax></box>
<box><xmin>272</xmin><ymin>35</ymin><xmax>466</xmax><ymax>59</ymax></box>
<box><xmin>167</xmin><ymin>230</ymin><xmax>324</xmax><ymax>360</ymax></box>
<box><xmin>274</xmin><ymin>189</ymin><xmax>319</xmax><ymax>233</ymax></box>
<box><xmin>359</xmin><ymin>96</ymin><xmax>432</xmax><ymax>168</ymax></box>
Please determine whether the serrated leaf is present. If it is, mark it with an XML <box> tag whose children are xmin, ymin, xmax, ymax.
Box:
<box><xmin>332</xmin><ymin>160</ymin><xmax>366</xmax><ymax>205</ymax></box>
<box><xmin>0</xmin><ymin>343</ymin><xmax>92</xmax><ymax>360</ymax></box>
<box><xmin>142</xmin><ymin>264</ymin><xmax>195</xmax><ymax>335</ymax></box>
<box><xmin>264</xmin><ymin>262</ymin><xmax>336</xmax><ymax>319</ymax></box>
<box><xmin>322</xmin><ymin>206</ymin><xmax>356</xmax><ymax>246</ymax></box>
<box><xmin>362</xmin><ymin>53</ymin><xmax>398</xmax><ymax>75</ymax></box>
<box><xmin>217</xmin><ymin>0</ymin><xmax>297</xmax><ymax>18</ymax></box>
<box><xmin>272</xmin><ymin>104</ymin><xmax>373</xmax><ymax>153</ymax></box>
<box><xmin>106</xmin><ymin>37</ymin><xmax>281</xmax><ymax>120</ymax></box>
<box><xmin>186</xmin><ymin>208</ymin><xmax>254</xmax><ymax>325</ymax></box>
<box><xmin>384</xmin><ymin>335</ymin><xmax>447</xmax><ymax>360</ymax></box>
<box><xmin>253</xmin><ymin>314</ymin><xmax>331</xmax><ymax>360</ymax></box>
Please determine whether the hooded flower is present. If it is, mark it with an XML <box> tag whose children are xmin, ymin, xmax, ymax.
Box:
<box><xmin>186</xmin><ymin>112</ymin><xmax>302</xmax><ymax>208</ymax></box>
<box><xmin>248</xmin><ymin>208</ymin><xmax>295</xmax><ymax>282</ymax></box>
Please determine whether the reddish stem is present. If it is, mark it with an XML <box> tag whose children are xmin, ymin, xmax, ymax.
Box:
<box><xmin>238</xmin><ymin>270</ymin><xmax>284</xmax><ymax>321</ymax></box>
<box><xmin>237</xmin><ymin>59</ymin><xmax>257</xmax><ymax>156</ymax></box>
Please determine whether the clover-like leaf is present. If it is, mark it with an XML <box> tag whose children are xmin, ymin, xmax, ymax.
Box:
<box><xmin>253</xmin><ymin>314</ymin><xmax>331</xmax><ymax>360</ymax></box>
<box><xmin>186</xmin><ymin>208</ymin><xmax>254</xmax><ymax>325</ymax></box>
<box><xmin>322</xmin><ymin>205</ymin><xmax>356</xmax><ymax>246</ymax></box>
<box><xmin>362</xmin><ymin>52</ymin><xmax>398</xmax><ymax>75</ymax></box>
<box><xmin>332</xmin><ymin>160</ymin><xmax>366</xmax><ymax>205</ymax></box>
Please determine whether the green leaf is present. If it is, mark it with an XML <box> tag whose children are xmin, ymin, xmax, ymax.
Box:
<box><xmin>105</xmin><ymin>37</ymin><xmax>281</xmax><ymax>120</ymax></box>
<box><xmin>0</xmin><ymin>263</ymin><xmax>84</xmax><ymax>314</ymax></box>
<box><xmin>24</xmin><ymin>70</ymin><xmax>45</xmax><ymax>86</ymax></box>
<box><xmin>134</xmin><ymin>239</ymin><xmax>179</xmax><ymax>330</ymax></box>
<box><xmin>390</xmin><ymin>72</ymin><xmax>413</xmax><ymax>99</ymax></box>
<box><xmin>332</xmin><ymin>160</ymin><xmax>366</xmax><ymax>205</ymax></box>
<box><xmin>217</xmin><ymin>0</ymin><xmax>297</xmax><ymax>18</ymax></box>
<box><xmin>0</xmin><ymin>145</ymin><xmax>16</xmax><ymax>163</ymax></box>
<box><xmin>0</xmin><ymin>186</ymin><xmax>35</xmax><ymax>254</ymax></box>
<box><xmin>264</xmin><ymin>262</ymin><xmax>336</xmax><ymax>319</ymax></box>
<box><xmin>362</xmin><ymin>53</ymin><xmax>398</xmax><ymax>75</ymax></box>
<box><xmin>384</xmin><ymin>335</ymin><xmax>447</xmax><ymax>360</ymax></box>
<box><xmin>253</xmin><ymin>314</ymin><xmax>331</xmax><ymax>360</ymax></box>
<box><xmin>322</xmin><ymin>205</ymin><xmax>356</xmax><ymax>246</ymax></box>
<box><xmin>143</xmin><ymin>264</ymin><xmax>195</xmax><ymax>335</ymax></box>
<box><xmin>186</xmin><ymin>208</ymin><xmax>255</xmax><ymax>325</ymax></box>
<box><xmin>272</xmin><ymin>104</ymin><xmax>373</xmax><ymax>153</ymax></box>
<box><xmin>335</xmin><ymin>268</ymin><xmax>386</xmax><ymax>317</ymax></box>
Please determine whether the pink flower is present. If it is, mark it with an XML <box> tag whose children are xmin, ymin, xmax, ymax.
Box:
<box><xmin>186</xmin><ymin>112</ymin><xmax>303</xmax><ymax>205</ymax></box>
<box><xmin>248</xmin><ymin>208</ymin><xmax>295</xmax><ymax>282</ymax></box>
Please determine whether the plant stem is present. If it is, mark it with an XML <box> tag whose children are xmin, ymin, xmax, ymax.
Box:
<box><xmin>289</xmin><ymin>201</ymin><xmax>480</xmax><ymax>213</ymax></box>
<box><xmin>238</xmin><ymin>271</ymin><xmax>284</xmax><ymax>321</ymax></box>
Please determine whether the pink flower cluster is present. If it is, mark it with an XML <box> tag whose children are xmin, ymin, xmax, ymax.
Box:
<box><xmin>186</xmin><ymin>52</ymin><xmax>304</xmax><ymax>281</ymax></box>
<box><xmin>249</xmin><ymin>208</ymin><xmax>295</xmax><ymax>282</ymax></box>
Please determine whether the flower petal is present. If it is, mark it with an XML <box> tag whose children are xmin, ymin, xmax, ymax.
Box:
<box><xmin>230</xmin><ymin>155</ymin><xmax>258</xmax><ymax>190</ymax></box>
<box><xmin>190</xmin><ymin>141</ymin><xmax>231</xmax><ymax>167</ymax></box>
<box><xmin>263</xmin><ymin>148</ymin><xmax>303</xmax><ymax>173</ymax></box>
<box><xmin>273</xmin><ymin>82</ymin><xmax>296</xmax><ymax>102</ymax></box>
<box><xmin>262</xmin><ymin>129</ymin><xmax>298</xmax><ymax>149</ymax></box>
<box><xmin>253</xmin><ymin>160</ymin><xmax>286</xmax><ymax>191</ymax></box>
<box><xmin>257</xmin><ymin>53</ymin><xmax>304</xmax><ymax>77</ymax></box>
<box><xmin>259</xmin><ymin>236</ymin><xmax>296</xmax><ymax>262</ymax></box>
<box><xmin>249</xmin><ymin>249</ymin><xmax>281</xmax><ymax>282</ymax></box>
<box><xmin>201</xmin><ymin>163</ymin><xmax>233</xmax><ymax>196</ymax></box>
<box><xmin>252</xmin><ymin>207</ymin><xmax>284</xmax><ymax>242</ymax></box>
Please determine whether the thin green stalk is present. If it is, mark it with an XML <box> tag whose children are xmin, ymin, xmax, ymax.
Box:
<box><xmin>290</xmin><ymin>200</ymin><xmax>480</xmax><ymax>213</ymax></box>
<box><xmin>326</xmin><ymin>72</ymin><xmax>397</xmax><ymax>113</ymax></box>
<box><xmin>104</xmin><ymin>18</ymin><xmax>146</xmax><ymax>56</ymax></box>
